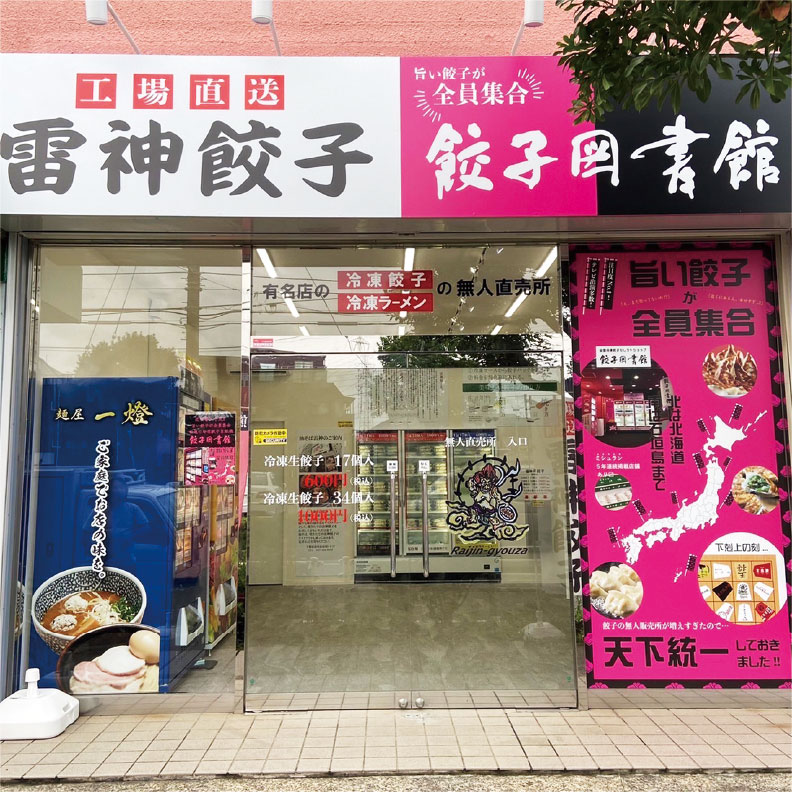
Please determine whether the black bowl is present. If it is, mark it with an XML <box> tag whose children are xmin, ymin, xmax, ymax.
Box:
<box><xmin>56</xmin><ymin>623</ymin><xmax>160</xmax><ymax>694</ymax></box>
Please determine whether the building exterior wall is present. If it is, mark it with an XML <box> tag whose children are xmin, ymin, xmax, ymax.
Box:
<box><xmin>0</xmin><ymin>0</ymin><xmax>570</xmax><ymax>56</ymax></box>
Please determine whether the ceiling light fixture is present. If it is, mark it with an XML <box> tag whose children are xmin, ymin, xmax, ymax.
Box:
<box><xmin>534</xmin><ymin>246</ymin><xmax>558</xmax><ymax>278</ymax></box>
<box><xmin>504</xmin><ymin>292</ymin><xmax>528</xmax><ymax>318</ymax></box>
<box><xmin>511</xmin><ymin>0</ymin><xmax>544</xmax><ymax>55</ymax></box>
<box><xmin>85</xmin><ymin>1</ymin><xmax>141</xmax><ymax>54</ymax></box>
<box><xmin>251</xmin><ymin>0</ymin><xmax>282</xmax><ymax>55</ymax></box>
<box><xmin>283</xmin><ymin>297</ymin><xmax>299</xmax><ymax>317</ymax></box>
<box><xmin>490</xmin><ymin>325</ymin><xmax>503</xmax><ymax>335</ymax></box>
<box><xmin>398</xmin><ymin>325</ymin><xmax>406</xmax><ymax>336</ymax></box>
<box><xmin>403</xmin><ymin>247</ymin><xmax>415</xmax><ymax>272</ymax></box>
<box><xmin>256</xmin><ymin>248</ymin><xmax>278</xmax><ymax>279</ymax></box>
<box><xmin>298</xmin><ymin>325</ymin><xmax>309</xmax><ymax>336</ymax></box>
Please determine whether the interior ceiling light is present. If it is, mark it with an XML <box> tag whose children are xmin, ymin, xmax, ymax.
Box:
<box><xmin>511</xmin><ymin>0</ymin><xmax>544</xmax><ymax>56</ymax></box>
<box><xmin>85</xmin><ymin>0</ymin><xmax>141</xmax><ymax>54</ymax></box>
<box><xmin>534</xmin><ymin>247</ymin><xmax>558</xmax><ymax>278</ymax></box>
<box><xmin>298</xmin><ymin>325</ymin><xmax>310</xmax><ymax>336</ymax></box>
<box><xmin>403</xmin><ymin>248</ymin><xmax>415</xmax><ymax>272</ymax></box>
<box><xmin>256</xmin><ymin>248</ymin><xmax>278</xmax><ymax>279</ymax></box>
<box><xmin>504</xmin><ymin>292</ymin><xmax>527</xmax><ymax>319</ymax></box>
<box><xmin>490</xmin><ymin>325</ymin><xmax>503</xmax><ymax>336</ymax></box>
<box><xmin>283</xmin><ymin>297</ymin><xmax>299</xmax><ymax>317</ymax></box>
<box><xmin>252</xmin><ymin>0</ymin><xmax>282</xmax><ymax>56</ymax></box>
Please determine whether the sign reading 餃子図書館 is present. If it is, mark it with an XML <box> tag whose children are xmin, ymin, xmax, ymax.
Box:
<box><xmin>0</xmin><ymin>55</ymin><xmax>789</xmax><ymax>218</ymax></box>
<box><xmin>570</xmin><ymin>244</ymin><xmax>792</xmax><ymax>689</ymax></box>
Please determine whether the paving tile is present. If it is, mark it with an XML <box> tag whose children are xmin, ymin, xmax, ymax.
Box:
<box><xmin>92</xmin><ymin>762</ymin><xmax>133</xmax><ymax>777</ymax></box>
<box><xmin>194</xmin><ymin>760</ymin><xmax>232</xmax><ymax>774</ymax></box>
<box><xmin>3</xmin><ymin>765</ymin><xmax>33</xmax><ymax>780</ymax></box>
<box><xmin>56</xmin><ymin>763</ymin><xmax>100</xmax><ymax>778</ymax></box>
<box><xmin>495</xmin><ymin>756</ymin><xmax>531</xmax><ymax>770</ymax></box>
<box><xmin>560</xmin><ymin>757</ymin><xmax>598</xmax><ymax>771</ymax></box>
<box><xmin>229</xmin><ymin>760</ymin><xmax>266</xmax><ymax>773</ymax></box>
<box><xmin>160</xmin><ymin>761</ymin><xmax>199</xmax><ymax>776</ymax></box>
<box><xmin>594</xmin><ymin>756</ymin><xmax>633</xmax><ymax>770</ymax></box>
<box><xmin>528</xmin><ymin>756</ymin><xmax>565</xmax><ymax>770</ymax></box>
<box><xmin>397</xmin><ymin>756</ymin><xmax>432</xmax><ymax>771</ymax></box>
<box><xmin>364</xmin><ymin>758</ymin><xmax>397</xmax><ymax>771</ymax></box>
<box><xmin>296</xmin><ymin>758</ymin><xmax>332</xmax><ymax>772</ymax></box>
<box><xmin>125</xmin><ymin>761</ymin><xmax>167</xmax><ymax>777</ymax></box>
<box><xmin>332</xmin><ymin>745</ymin><xmax>364</xmax><ymax>758</ymax></box>
<box><xmin>366</xmin><ymin>746</ymin><xmax>398</xmax><ymax>758</ymax></box>
<box><xmin>24</xmin><ymin>764</ymin><xmax>65</xmax><ymax>778</ymax></box>
<box><xmin>329</xmin><ymin>758</ymin><xmax>363</xmax><ymax>772</ymax></box>
<box><xmin>430</xmin><ymin>757</ymin><xmax>464</xmax><ymax>770</ymax></box>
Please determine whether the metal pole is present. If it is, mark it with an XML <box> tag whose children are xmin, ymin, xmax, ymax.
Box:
<box><xmin>510</xmin><ymin>25</ymin><xmax>524</xmax><ymax>56</ymax></box>
<box><xmin>269</xmin><ymin>21</ymin><xmax>282</xmax><ymax>56</ymax></box>
<box><xmin>108</xmin><ymin>2</ymin><xmax>142</xmax><ymax>55</ymax></box>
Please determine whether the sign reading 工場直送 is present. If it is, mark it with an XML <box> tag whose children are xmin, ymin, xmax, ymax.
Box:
<box><xmin>0</xmin><ymin>55</ymin><xmax>788</xmax><ymax>218</ymax></box>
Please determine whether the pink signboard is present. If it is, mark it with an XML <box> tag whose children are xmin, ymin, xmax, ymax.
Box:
<box><xmin>571</xmin><ymin>243</ymin><xmax>791</xmax><ymax>688</ymax></box>
<box><xmin>184</xmin><ymin>412</ymin><xmax>236</xmax><ymax>487</ymax></box>
<box><xmin>400</xmin><ymin>57</ymin><xmax>598</xmax><ymax>218</ymax></box>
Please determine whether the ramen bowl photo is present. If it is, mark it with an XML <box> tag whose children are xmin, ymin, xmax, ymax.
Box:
<box><xmin>32</xmin><ymin>566</ymin><xmax>147</xmax><ymax>654</ymax></box>
<box><xmin>56</xmin><ymin>624</ymin><xmax>161</xmax><ymax>695</ymax></box>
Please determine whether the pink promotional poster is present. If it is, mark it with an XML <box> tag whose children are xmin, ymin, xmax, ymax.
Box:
<box><xmin>570</xmin><ymin>243</ymin><xmax>791</xmax><ymax>688</ymax></box>
<box><xmin>400</xmin><ymin>57</ymin><xmax>597</xmax><ymax>218</ymax></box>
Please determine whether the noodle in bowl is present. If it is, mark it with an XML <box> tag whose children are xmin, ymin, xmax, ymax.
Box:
<box><xmin>32</xmin><ymin>566</ymin><xmax>146</xmax><ymax>653</ymax></box>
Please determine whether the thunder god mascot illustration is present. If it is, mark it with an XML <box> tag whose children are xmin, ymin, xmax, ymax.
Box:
<box><xmin>446</xmin><ymin>456</ymin><xmax>529</xmax><ymax>542</ymax></box>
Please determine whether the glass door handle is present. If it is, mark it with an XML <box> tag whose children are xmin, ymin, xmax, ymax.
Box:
<box><xmin>421</xmin><ymin>472</ymin><xmax>429</xmax><ymax>578</ymax></box>
<box><xmin>389</xmin><ymin>472</ymin><xmax>397</xmax><ymax>579</ymax></box>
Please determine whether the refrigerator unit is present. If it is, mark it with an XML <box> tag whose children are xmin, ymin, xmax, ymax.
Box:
<box><xmin>354</xmin><ymin>429</ymin><xmax>500</xmax><ymax>582</ymax></box>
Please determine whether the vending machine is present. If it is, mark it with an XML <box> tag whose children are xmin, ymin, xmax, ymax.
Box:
<box><xmin>354</xmin><ymin>429</ymin><xmax>501</xmax><ymax>582</ymax></box>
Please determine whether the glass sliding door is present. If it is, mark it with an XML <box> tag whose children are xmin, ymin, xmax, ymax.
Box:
<box><xmin>243</xmin><ymin>244</ymin><xmax>576</xmax><ymax>710</ymax></box>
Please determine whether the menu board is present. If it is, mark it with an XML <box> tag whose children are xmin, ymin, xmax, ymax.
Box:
<box><xmin>570</xmin><ymin>243</ymin><xmax>791</xmax><ymax>688</ymax></box>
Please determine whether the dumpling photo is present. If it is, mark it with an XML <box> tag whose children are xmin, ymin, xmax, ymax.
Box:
<box><xmin>589</xmin><ymin>562</ymin><xmax>644</xmax><ymax>620</ymax></box>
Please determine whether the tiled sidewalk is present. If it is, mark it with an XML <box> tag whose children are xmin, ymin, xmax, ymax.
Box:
<box><xmin>1</xmin><ymin>707</ymin><xmax>790</xmax><ymax>780</ymax></box>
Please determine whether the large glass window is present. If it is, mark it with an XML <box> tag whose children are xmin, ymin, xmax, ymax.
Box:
<box><xmin>12</xmin><ymin>246</ymin><xmax>242</xmax><ymax>711</ymax></box>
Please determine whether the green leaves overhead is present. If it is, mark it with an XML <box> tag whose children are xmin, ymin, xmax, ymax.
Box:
<box><xmin>554</xmin><ymin>1</ymin><xmax>792</xmax><ymax>122</ymax></box>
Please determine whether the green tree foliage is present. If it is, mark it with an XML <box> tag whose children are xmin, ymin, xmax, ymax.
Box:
<box><xmin>377</xmin><ymin>334</ymin><xmax>553</xmax><ymax>368</ymax></box>
<box><xmin>555</xmin><ymin>0</ymin><xmax>792</xmax><ymax>122</ymax></box>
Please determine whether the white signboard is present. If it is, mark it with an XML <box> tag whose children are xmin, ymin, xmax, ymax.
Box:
<box><xmin>0</xmin><ymin>54</ymin><xmax>400</xmax><ymax>217</ymax></box>
<box><xmin>595</xmin><ymin>345</ymin><xmax>651</xmax><ymax>368</ymax></box>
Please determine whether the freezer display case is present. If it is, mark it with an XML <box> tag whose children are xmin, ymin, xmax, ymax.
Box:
<box><xmin>356</xmin><ymin>431</ymin><xmax>399</xmax><ymax>556</ymax></box>
<box><xmin>354</xmin><ymin>429</ymin><xmax>501</xmax><ymax>582</ymax></box>
<box><xmin>405</xmin><ymin>431</ymin><xmax>450</xmax><ymax>554</ymax></box>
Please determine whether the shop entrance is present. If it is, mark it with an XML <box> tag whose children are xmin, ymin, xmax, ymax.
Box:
<box><xmin>243</xmin><ymin>245</ymin><xmax>578</xmax><ymax>710</ymax></box>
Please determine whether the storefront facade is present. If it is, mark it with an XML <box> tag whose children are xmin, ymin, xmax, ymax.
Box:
<box><xmin>0</xmin><ymin>47</ymin><xmax>790</xmax><ymax>715</ymax></box>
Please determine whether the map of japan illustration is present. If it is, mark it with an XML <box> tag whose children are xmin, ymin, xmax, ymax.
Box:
<box><xmin>620</xmin><ymin>412</ymin><xmax>768</xmax><ymax>565</ymax></box>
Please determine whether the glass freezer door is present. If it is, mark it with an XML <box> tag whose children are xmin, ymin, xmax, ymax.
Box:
<box><xmin>404</xmin><ymin>431</ymin><xmax>450</xmax><ymax>555</ymax></box>
<box><xmin>356</xmin><ymin>431</ymin><xmax>399</xmax><ymax>556</ymax></box>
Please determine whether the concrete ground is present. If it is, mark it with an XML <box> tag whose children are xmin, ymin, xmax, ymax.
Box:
<box><xmin>1</xmin><ymin>706</ymin><xmax>790</xmax><ymax>781</ymax></box>
<box><xmin>1</xmin><ymin>774</ymin><xmax>791</xmax><ymax>792</ymax></box>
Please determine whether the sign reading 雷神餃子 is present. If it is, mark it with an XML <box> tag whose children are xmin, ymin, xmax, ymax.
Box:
<box><xmin>570</xmin><ymin>244</ymin><xmax>791</xmax><ymax>688</ymax></box>
<box><xmin>0</xmin><ymin>55</ymin><xmax>789</xmax><ymax>218</ymax></box>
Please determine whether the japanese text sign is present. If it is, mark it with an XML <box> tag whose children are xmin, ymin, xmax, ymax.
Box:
<box><xmin>1</xmin><ymin>55</ymin><xmax>789</xmax><ymax>218</ymax></box>
<box><xmin>0</xmin><ymin>55</ymin><xmax>400</xmax><ymax>218</ymax></box>
<box><xmin>184</xmin><ymin>411</ymin><xmax>236</xmax><ymax>486</ymax></box>
<box><xmin>570</xmin><ymin>244</ymin><xmax>791</xmax><ymax>688</ymax></box>
<box><xmin>400</xmin><ymin>57</ymin><xmax>597</xmax><ymax>217</ymax></box>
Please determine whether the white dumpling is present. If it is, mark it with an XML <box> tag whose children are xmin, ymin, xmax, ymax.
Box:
<box><xmin>622</xmin><ymin>584</ymin><xmax>643</xmax><ymax>607</ymax></box>
<box><xmin>603</xmin><ymin>589</ymin><xmax>639</xmax><ymax>618</ymax></box>
<box><xmin>590</xmin><ymin>570</ymin><xmax>611</xmax><ymax>597</ymax></box>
